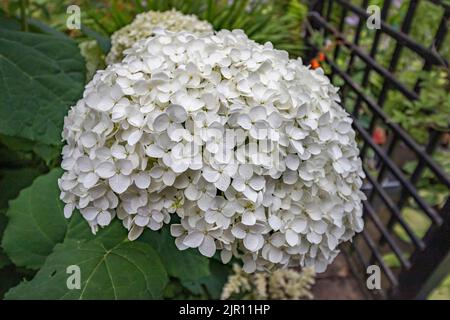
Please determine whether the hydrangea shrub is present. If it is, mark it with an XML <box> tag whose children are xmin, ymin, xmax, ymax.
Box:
<box><xmin>59</xmin><ymin>29</ymin><xmax>365</xmax><ymax>273</ymax></box>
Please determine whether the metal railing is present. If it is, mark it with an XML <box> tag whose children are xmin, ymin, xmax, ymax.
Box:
<box><xmin>304</xmin><ymin>0</ymin><xmax>450</xmax><ymax>299</ymax></box>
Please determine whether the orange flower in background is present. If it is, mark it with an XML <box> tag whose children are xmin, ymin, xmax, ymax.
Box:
<box><xmin>311</xmin><ymin>51</ymin><xmax>326</xmax><ymax>69</ymax></box>
<box><xmin>318</xmin><ymin>52</ymin><xmax>326</xmax><ymax>62</ymax></box>
<box><xmin>311</xmin><ymin>59</ymin><xmax>320</xmax><ymax>69</ymax></box>
<box><xmin>372</xmin><ymin>127</ymin><xmax>387</xmax><ymax>145</ymax></box>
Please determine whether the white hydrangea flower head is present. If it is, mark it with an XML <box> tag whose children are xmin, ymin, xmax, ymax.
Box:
<box><xmin>59</xmin><ymin>29</ymin><xmax>366</xmax><ymax>273</ymax></box>
<box><xmin>106</xmin><ymin>9</ymin><xmax>213</xmax><ymax>64</ymax></box>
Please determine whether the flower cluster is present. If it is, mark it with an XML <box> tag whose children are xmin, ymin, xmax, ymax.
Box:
<box><xmin>59</xmin><ymin>28</ymin><xmax>365</xmax><ymax>273</ymax></box>
<box><xmin>221</xmin><ymin>264</ymin><xmax>315</xmax><ymax>300</ymax></box>
<box><xmin>106</xmin><ymin>9</ymin><xmax>213</xmax><ymax>64</ymax></box>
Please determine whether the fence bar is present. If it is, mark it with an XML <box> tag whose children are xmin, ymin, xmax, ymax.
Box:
<box><xmin>363</xmin><ymin>169</ymin><xmax>425</xmax><ymax>250</ymax></box>
<box><xmin>392</xmin><ymin>199</ymin><xmax>450</xmax><ymax>299</ymax></box>
<box><xmin>334</xmin><ymin>0</ymin><xmax>448</xmax><ymax>66</ymax></box>
<box><xmin>308</xmin><ymin>12</ymin><xmax>419</xmax><ymax>100</ymax></box>
<box><xmin>363</xmin><ymin>200</ymin><xmax>411</xmax><ymax>269</ymax></box>
<box><xmin>315</xmin><ymin>47</ymin><xmax>450</xmax><ymax>190</ymax></box>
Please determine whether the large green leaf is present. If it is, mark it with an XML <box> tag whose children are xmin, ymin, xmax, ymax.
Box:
<box><xmin>0</xmin><ymin>167</ymin><xmax>42</xmax><ymax>209</ymax></box>
<box><xmin>5</xmin><ymin>221</ymin><xmax>168</xmax><ymax>300</ymax></box>
<box><xmin>0</xmin><ymin>29</ymin><xmax>85</xmax><ymax>145</ymax></box>
<box><xmin>0</xmin><ymin>134</ymin><xmax>61</xmax><ymax>165</ymax></box>
<box><xmin>140</xmin><ymin>227</ymin><xmax>210</xmax><ymax>282</ymax></box>
<box><xmin>0</xmin><ymin>210</ymin><xmax>10</xmax><ymax>269</ymax></box>
<box><xmin>0</xmin><ymin>168</ymin><xmax>43</xmax><ymax>293</ymax></box>
<box><xmin>1</xmin><ymin>168</ymin><xmax>67</xmax><ymax>269</ymax></box>
<box><xmin>182</xmin><ymin>259</ymin><xmax>230</xmax><ymax>299</ymax></box>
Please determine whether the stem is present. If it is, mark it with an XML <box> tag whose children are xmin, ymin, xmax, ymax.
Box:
<box><xmin>19</xmin><ymin>0</ymin><xmax>28</xmax><ymax>32</ymax></box>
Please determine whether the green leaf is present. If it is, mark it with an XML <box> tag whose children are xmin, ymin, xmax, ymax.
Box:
<box><xmin>0</xmin><ymin>29</ymin><xmax>85</xmax><ymax>146</ymax></box>
<box><xmin>0</xmin><ymin>210</ymin><xmax>10</xmax><ymax>269</ymax></box>
<box><xmin>0</xmin><ymin>134</ymin><xmax>60</xmax><ymax>165</ymax></box>
<box><xmin>1</xmin><ymin>168</ymin><xmax>67</xmax><ymax>269</ymax></box>
<box><xmin>0</xmin><ymin>167</ymin><xmax>42</xmax><ymax>209</ymax></box>
<box><xmin>5</xmin><ymin>223</ymin><xmax>168</xmax><ymax>299</ymax></box>
<box><xmin>140</xmin><ymin>227</ymin><xmax>210</xmax><ymax>282</ymax></box>
<box><xmin>182</xmin><ymin>259</ymin><xmax>230</xmax><ymax>299</ymax></box>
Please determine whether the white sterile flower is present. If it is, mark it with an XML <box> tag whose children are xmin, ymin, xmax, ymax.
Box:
<box><xmin>59</xmin><ymin>29</ymin><xmax>365</xmax><ymax>274</ymax></box>
<box><xmin>182</xmin><ymin>219</ymin><xmax>219</xmax><ymax>257</ymax></box>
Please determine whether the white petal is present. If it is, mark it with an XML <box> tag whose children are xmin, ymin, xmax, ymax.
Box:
<box><xmin>220</xmin><ymin>250</ymin><xmax>232</xmax><ymax>264</ymax></box>
<box><xmin>242</xmin><ymin>211</ymin><xmax>256</xmax><ymax>226</ymax></box>
<box><xmin>134</xmin><ymin>172</ymin><xmax>151</xmax><ymax>189</ymax></box>
<box><xmin>64</xmin><ymin>203</ymin><xmax>74</xmax><ymax>219</ymax></box>
<box><xmin>307</xmin><ymin>232</ymin><xmax>323</xmax><ymax>244</ymax></box>
<box><xmin>199</xmin><ymin>235</ymin><xmax>216</xmax><ymax>257</ymax></box>
<box><xmin>291</xmin><ymin>219</ymin><xmax>307</xmax><ymax>233</ymax></box>
<box><xmin>111</xmin><ymin>145</ymin><xmax>127</xmax><ymax>159</ymax></box>
<box><xmin>86</xmin><ymin>92</ymin><xmax>114</xmax><ymax>111</ymax></box>
<box><xmin>231</xmin><ymin>177</ymin><xmax>246</xmax><ymax>192</ymax></box>
<box><xmin>285</xmin><ymin>154</ymin><xmax>300</xmax><ymax>171</ymax></box>
<box><xmin>109</xmin><ymin>174</ymin><xmax>131</xmax><ymax>194</ymax></box>
<box><xmin>145</xmin><ymin>144</ymin><xmax>165</xmax><ymax>158</ymax></box>
<box><xmin>287</xmin><ymin>126</ymin><xmax>307</xmax><ymax>140</ymax></box>
<box><xmin>243</xmin><ymin>187</ymin><xmax>258</xmax><ymax>203</ymax></box>
<box><xmin>268</xmin><ymin>112</ymin><xmax>283</xmax><ymax>128</ymax></box>
<box><xmin>95</xmin><ymin>162</ymin><xmax>116</xmax><ymax>179</ymax></box>
<box><xmin>77</xmin><ymin>156</ymin><xmax>93</xmax><ymax>172</ymax></box>
<box><xmin>198</xmin><ymin>194</ymin><xmax>213</xmax><ymax>211</ymax></box>
<box><xmin>237</xmin><ymin>114</ymin><xmax>252</xmax><ymax>130</ymax></box>
<box><xmin>285</xmin><ymin>229</ymin><xmax>299</xmax><ymax>246</ymax></box>
<box><xmin>244</xmin><ymin>233</ymin><xmax>261</xmax><ymax>252</ymax></box>
<box><xmin>184</xmin><ymin>184</ymin><xmax>201</xmax><ymax>200</ymax></box>
<box><xmin>183</xmin><ymin>231</ymin><xmax>204</xmax><ymax>248</ymax></box>
<box><xmin>83</xmin><ymin>172</ymin><xmax>99</xmax><ymax>188</ymax></box>
<box><xmin>128</xmin><ymin>130</ymin><xmax>143</xmax><ymax>146</ymax></box>
<box><xmin>117</xmin><ymin>159</ymin><xmax>134</xmax><ymax>175</ymax></box>
<box><xmin>81</xmin><ymin>207</ymin><xmax>98</xmax><ymax>221</ymax></box>
<box><xmin>268</xmin><ymin>248</ymin><xmax>283</xmax><ymax>263</ymax></box>
<box><xmin>167</xmin><ymin>104</ymin><xmax>188</xmax><ymax>123</ymax></box>
<box><xmin>215</xmin><ymin>174</ymin><xmax>231</xmax><ymax>192</ymax></box>
<box><xmin>249</xmin><ymin>106</ymin><xmax>266</xmax><ymax>121</ymax></box>
<box><xmin>134</xmin><ymin>215</ymin><xmax>150</xmax><ymax>227</ymax></box>
<box><xmin>97</xmin><ymin>211</ymin><xmax>112</xmax><ymax>226</ymax></box>
<box><xmin>162</xmin><ymin>170</ymin><xmax>176</xmax><ymax>186</ymax></box>
<box><xmin>231</xmin><ymin>225</ymin><xmax>246</xmax><ymax>239</ymax></box>
<box><xmin>149</xmin><ymin>166</ymin><xmax>164</xmax><ymax>178</ymax></box>
<box><xmin>153</xmin><ymin>113</ymin><xmax>170</xmax><ymax>131</ymax></box>
<box><xmin>175</xmin><ymin>237</ymin><xmax>189</xmax><ymax>251</ymax></box>
<box><xmin>318</xmin><ymin>127</ymin><xmax>333</xmax><ymax>141</ymax></box>
<box><xmin>249</xmin><ymin>176</ymin><xmax>265</xmax><ymax>191</ymax></box>
<box><xmin>170</xmin><ymin>224</ymin><xmax>185</xmax><ymax>237</ymax></box>
<box><xmin>170</xmin><ymin>159</ymin><xmax>190</xmax><ymax>174</ymax></box>
<box><xmin>128</xmin><ymin>225</ymin><xmax>144</xmax><ymax>241</ymax></box>
<box><xmin>80</xmin><ymin>132</ymin><xmax>97</xmax><ymax>148</ymax></box>
<box><xmin>238</xmin><ymin>164</ymin><xmax>253</xmax><ymax>180</ymax></box>
<box><xmin>268</xmin><ymin>215</ymin><xmax>282</xmax><ymax>230</ymax></box>
<box><xmin>202</xmin><ymin>166</ymin><xmax>220</xmax><ymax>183</ymax></box>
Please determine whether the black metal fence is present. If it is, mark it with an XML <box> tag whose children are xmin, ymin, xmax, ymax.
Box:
<box><xmin>304</xmin><ymin>0</ymin><xmax>450</xmax><ymax>299</ymax></box>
